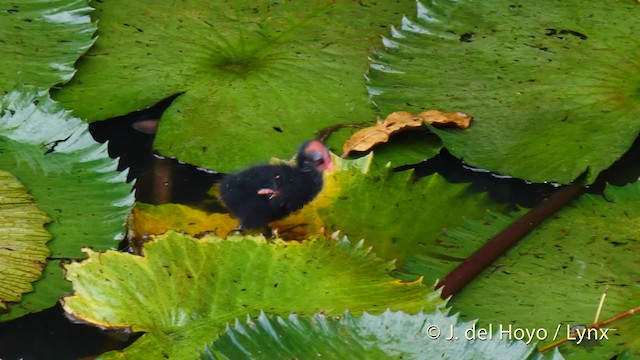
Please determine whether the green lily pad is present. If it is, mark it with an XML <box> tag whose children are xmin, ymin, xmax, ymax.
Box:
<box><xmin>315</xmin><ymin>155</ymin><xmax>512</xmax><ymax>266</ymax></box>
<box><xmin>149</xmin><ymin>153</ymin><xmax>511</xmax><ymax>266</ymax></box>
<box><xmin>205</xmin><ymin>309</ymin><xmax>563</xmax><ymax>360</ymax></box>
<box><xmin>351</xmin><ymin>131</ymin><xmax>444</xmax><ymax>167</ymax></box>
<box><xmin>63</xmin><ymin>232</ymin><xmax>441</xmax><ymax>359</ymax></box>
<box><xmin>52</xmin><ymin>0</ymin><xmax>421</xmax><ymax>172</ymax></box>
<box><xmin>0</xmin><ymin>0</ymin><xmax>95</xmax><ymax>93</ymax></box>
<box><xmin>395</xmin><ymin>209</ymin><xmax>527</xmax><ymax>285</ymax></box>
<box><xmin>195</xmin><ymin>153</ymin><xmax>512</xmax><ymax>266</ymax></box>
<box><xmin>368</xmin><ymin>0</ymin><xmax>640</xmax><ymax>184</ymax></box>
<box><xmin>0</xmin><ymin>171</ymin><xmax>51</xmax><ymax>311</ymax></box>
<box><xmin>0</xmin><ymin>89</ymin><xmax>134</xmax><ymax>321</ymax></box>
<box><xmin>398</xmin><ymin>183</ymin><xmax>640</xmax><ymax>358</ymax></box>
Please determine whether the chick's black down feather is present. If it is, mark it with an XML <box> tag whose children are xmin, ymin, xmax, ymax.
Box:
<box><xmin>219</xmin><ymin>140</ymin><xmax>331</xmax><ymax>230</ymax></box>
<box><xmin>219</xmin><ymin>164</ymin><xmax>323</xmax><ymax>229</ymax></box>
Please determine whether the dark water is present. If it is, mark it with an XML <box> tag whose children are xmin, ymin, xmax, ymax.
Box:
<box><xmin>1</xmin><ymin>95</ymin><xmax>638</xmax><ymax>359</ymax></box>
<box><xmin>0</xmin><ymin>304</ymin><xmax>135</xmax><ymax>360</ymax></box>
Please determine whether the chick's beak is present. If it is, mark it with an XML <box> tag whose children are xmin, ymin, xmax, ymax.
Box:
<box><xmin>302</xmin><ymin>140</ymin><xmax>334</xmax><ymax>172</ymax></box>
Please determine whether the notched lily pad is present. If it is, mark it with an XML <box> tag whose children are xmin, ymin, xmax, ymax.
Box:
<box><xmin>0</xmin><ymin>0</ymin><xmax>96</xmax><ymax>93</ymax></box>
<box><xmin>166</xmin><ymin>152</ymin><xmax>509</xmax><ymax>268</ymax></box>
<box><xmin>63</xmin><ymin>231</ymin><xmax>441</xmax><ymax>359</ymax></box>
<box><xmin>205</xmin><ymin>310</ymin><xmax>562</xmax><ymax>360</ymax></box>
<box><xmin>398</xmin><ymin>182</ymin><xmax>640</xmax><ymax>358</ymax></box>
<box><xmin>313</xmin><ymin>156</ymin><xmax>510</xmax><ymax>265</ymax></box>
<box><xmin>52</xmin><ymin>0</ymin><xmax>420</xmax><ymax>172</ymax></box>
<box><xmin>369</xmin><ymin>0</ymin><xmax>640</xmax><ymax>184</ymax></box>
<box><xmin>0</xmin><ymin>89</ymin><xmax>133</xmax><ymax>321</ymax></box>
<box><xmin>0</xmin><ymin>171</ymin><xmax>51</xmax><ymax>311</ymax></box>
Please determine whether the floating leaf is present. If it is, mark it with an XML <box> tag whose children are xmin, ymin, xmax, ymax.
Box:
<box><xmin>0</xmin><ymin>0</ymin><xmax>96</xmax><ymax>92</ymax></box>
<box><xmin>319</xmin><ymin>168</ymin><xmax>506</xmax><ymax>265</ymax></box>
<box><xmin>63</xmin><ymin>232</ymin><xmax>441</xmax><ymax>359</ymax></box>
<box><xmin>0</xmin><ymin>89</ymin><xmax>134</xmax><ymax>321</ymax></box>
<box><xmin>368</xmin><ymin>0</ymin><xmax>640</xmax><ymax>184</ymax></box>
<box><xmin>300</xmin><ymin>154</ymin><xmax>510</xmax><ymax>265</ymax></box>
<box><xmin>343</xmin><ymin>110</ymin><xmax>472</xmax><ymax>156</ymax></box>
<box><xmin>52</xmin><ymin>0</ymin><xmax>420</xmax><ymax>172</ymax></box>
<box><xmin>399</xmin><ymin>183</ymin><xmax>640</xmax><ymax>358</ymax></box>
<box><xmin>129</xmin><ymin>152</ymin><xmax>511</xmax><ymax>289</ymax></box>
<box><xmin>367</xmin><ymin>131</ymin><xmax>443</xmax><ymax>166</ymax></box>
<box><xmin>197</xmin><ymin>153</ymin><xmax>511</xmax><ymax>266</ymax></box>
<box><xmin>0</xmin><ymin>171</ymin><xmax>51</xmax><ymax>311</ymax></box>
<box><xmin>205</xmin><ymin>310</ymin><xmax>562</xmax><ymax>360</ymax></box>
<box><xmin>131</xmin><ymin>203</ymin><xmax>236</xmax><ymax>240</ymax></box>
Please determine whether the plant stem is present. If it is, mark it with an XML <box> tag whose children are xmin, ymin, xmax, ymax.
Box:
<box><xmin>538</xmin><ymin>305</ymin><xmax>640</xmax><ymax>353</ymax></box>
<box><xmin>437</xmin><ymin>182</ymin><xmax>584</xmax><ymax>299</ymax></box>
<box><xmin>315</xmin><ymin>123</ymin><xmax>364</xmax><ymax>143</ymax></box>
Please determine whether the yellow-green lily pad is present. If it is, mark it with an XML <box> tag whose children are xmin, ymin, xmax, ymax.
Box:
<box><xmin>63</xmin><ymin>232</ymin><xmax>442</xmax><ymax>359</ymax></box>
<box><xmin>0</xmin><ymin>171</ymin><xmax>51</xmax><ymax>311</ymax></box>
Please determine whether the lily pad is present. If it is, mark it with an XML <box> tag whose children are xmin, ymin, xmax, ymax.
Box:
<box><xmin>362</xmin><ymin>131</ymin><xmax>443</xmax><ymax>166</ymax></box>
<box><xmin>205</xmin><ymin>310</ymin><xmax>563</xmax><ymax>360</ymax></box>
<box><xmin>0</xmin><ymin>0</ymin><xmax>96</xmax><ymax>93</ymax></box>
<box><xmin>63</xmin><ymin>231</ymin><xmax>441</xmax><ymax>359</ymax></box>
<box><xmin>0</xmin><ymin>89</ymin><xmax>134</xmax><ymax>321</ymax></box>
<box><xmin>130</xmin><ymin>154</ymin><xmax>512</xmax><ymax>267</ymax></box>
<box><xmin>131</xmin><ymin>202</ymin><xmax>236</xmax><ymax>240</ymax></box>
<box><xmin>368</xmin><ymin>0</ymin><xmax>640</xmax><ymax>184</ymax></box>
<box><xmin>398</xmin><ymin>183</ymin><xmax>640</xmax><ymax>358</ymax></box>
<box><xmin>321</xmin><ymin>170</ymin><xmax>492</xmax><ymax>264</ymax></box>
<box><xmin>51</xmin><ymin>0</ymin><xmax>421</xmax><ymax>172</ymax></box>
<box><xmin>0</xmin><ymin>171</ymin><xmax>51</xmax><ymax>311</ymax></box>
<box><xmin>314</xmin><ymin>155</ymin><xmax>512</xmax><ymax>265</ymax></box>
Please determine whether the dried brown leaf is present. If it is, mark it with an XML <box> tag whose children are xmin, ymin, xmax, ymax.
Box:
<box><xmin>417</xmin><ymin>110</ymin><xmax>472</xmax><ymax>129</ymax></box>
<box><xmin>342</xmin><ymin>110</ymin><xmax>472</xmax><ymax>156</ymax></box>
<box><xmin>382</xmin><ymin>111</ymin><xmax>424</xmax><ymax>133</ymax></box>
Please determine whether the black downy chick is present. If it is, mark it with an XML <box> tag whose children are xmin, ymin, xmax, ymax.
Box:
<box><xmin>219</xmin><ymin>140</ymin><xmax>333</xmax><ymax>231</ymax></box>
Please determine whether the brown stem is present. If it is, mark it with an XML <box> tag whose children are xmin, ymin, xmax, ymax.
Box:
<box><xmin>591</xmin><ymin>305</ymin><xmax>640</xmax><ymax>329</ymax></box>
<box><xmin>538</xmin><ymin>305</ymin><xmax>640</xmax><ymax>353</ymax></box>
<box><xmin>315</xmin><ymin>123</ymin><xmax>365</xmax><ymax>143</ymax></box>
<box><xmin>437</xmin><ymin>182</ymin><xmax>584</xmax><ymax>299</ymax></box>
<box><xmin>135</xmin><ymin>155</ymin><xmax>174</xmax><ymax>204</ymax></box>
